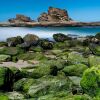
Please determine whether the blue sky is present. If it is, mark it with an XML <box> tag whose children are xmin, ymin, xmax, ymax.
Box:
<box><xmin>0</xmin><ymin>0</ymin><xmax>100</xmax><ymax>22</ymax></box>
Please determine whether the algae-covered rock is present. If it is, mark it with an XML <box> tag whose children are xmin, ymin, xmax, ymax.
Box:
<box><xmin>50</xmin><ymin>49</ymin><xmax>62</xmax><ymax>55</ymax></box>
<box><xmin>28</xmin><ymin>75</ymin><xmax>73</xmax><ymax>98</ymax></box>
<box><xmin>68</xmin><ymin>76</ymin><xmax>83</xmax><ymax>95</ymax></box>
<box><xmin>88</xmin><ymin>55</ymin><xmax>100</xmax><ymax>67</ymax></box>
<box><xmin>0</xmin><ymin>42</ymin><xmax>7</xmax><ymax>47</ymax></box>
<box><xmin>39</xmin><ymin>39</ymin><xmax>53</xmax><ymax>50</ymax></box>
<box><xmin>53</xmin><ymin>33</ymin><xmax>71</xmax><ymax>42</ymax></box>
<box><xmin>95</xmin><ymin>32</ymin><xmax>100</xmax><ymax>40</ymax></box>
<box><xmin>18</xmin><ymin>52</ymin><xmax>46</xmax><ymax>61</ymax></box>
<box><xmin>7</xmin><ymin>91</ymin><xmax>24</xmax><ymax>100</ymax></box>
<box><xmin>38</xmin><ymin>93</ymin><xmax>91</xmax><ymax>100</ymax></box>
<box><xmin>53</xmin><ymin>42</ymin><xmax>68</xmax><ymax>49</ymax></box>
<box><xmin>20</xmin><ymin>59</ymin><xmax>66</xmax><ymax>79</ymax></box>
<box><xmin>0</xmin><ymin>94</ymin><xmax>9</xmax><ymax>100</ymax></box>
<box><xmin>7</xmin><ymin>36</ymin><xmax>23</xmax><ymax>47</ymax></box>
<box><xmin>17</xmin><ymin>42</ymin><xmax>31</xmax><ymax>50</ymax></box>
<box><xmin>0</xmin><ymin>95</ymin><xmax>9</xmax><ymax>100</ymax></box>
<box><xmin>72</xmin><ymin>94</ymin><xmax>92</xmax><ymax>100</ymax></box>
<box><xmin>0</xmin><ymin>47</ymin><xmax>24</xmax><ymax>56</ymax></box>
<box><xmin>0</xmin><ymin>55</ymin><xmax>11</xmax><ymax>62</ymax></box>
<box><xmin>31</xmin><ymin>65</ymin><xmax>51</xmax><ymax>78</ymax></box>
<box><xmin>29</xmin><ymin>46</ymin><xmax>43</xmax><ymax>52</ymax></box>
<box><xmin>14</xmin><ymin>78</ymin><xmax>37</xmax><ymax>92</ymax></box>
<box><xmin>63</xmin><ymin>64</ymin><xmax>87</xmax><ymax>77</ymax></box>
<box><xmin>23</xmin><ymin>34</ymin><xmax>39</xmax><ymax>46</ymax></box>
<box><xmin>68</xmin><ymin>52</ymin><xmax>88</xmax><ymax>65</ymax></box>
<box><xmin>80</xmin><ymin>66</ymin><xmax>100</xmax><ymax>97</ymax></box>
<box><xmin>9</xmin><ymin>67</ymin><xmax>23</xmax><ymax>82</ymax></box>
<box><xmin>89</xmin><ymin>44</ymin><xmax>100</xmax><ymax>56</ymax></box>
<box><xmin>69</xmin><ymin>76</ymin><xmax>81</xmax><ymax>86</ymax></box>
<box><xmin>0</xmin><ymin>67</ymin><xmax>13</xmax><ymax>91</ymax></box>
<box><xmin>40</xmin><ymin>59</ymin><xmax>66</xmax><ymax>70</ymax></box>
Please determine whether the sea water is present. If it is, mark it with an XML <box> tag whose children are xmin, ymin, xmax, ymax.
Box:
<box><xmin>0</xmin><ymin>26</ymin><xmax>100</xmax><ymax>41</ymax></box>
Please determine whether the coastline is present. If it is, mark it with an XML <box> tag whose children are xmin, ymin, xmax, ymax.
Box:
<box><xmin>0</xmin><ymin>21</ymin><xmax>100</xmax><ymax>27</ymax></box>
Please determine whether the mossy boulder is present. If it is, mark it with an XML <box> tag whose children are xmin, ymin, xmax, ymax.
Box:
<box><xmin>30</xmin><ymin>65</ymin><xmax>51</xmax><ymax>78</ymax></box>
<box><xmin>7</xmin><ymin>36</ymin><xmax>23</xmax><ymax>47</ymax></box>
<box><xmin>80</xmin><ymin>66</ymin><xmax>100</xmax><ymax>97</ymax></box>
<box><xmin>7</xmin><ymin>91</ymin><xmax>25</xmax><ymax>100</ymax></box>
<box><xmin>0</xmin><ymin>42</ymin><xmax>7</xmax><ymax>47</ymax></box>
<box><xmin>88</xmin><ymin>55</ymin><xmax>100</xmax><ymax>67</ymax></box>
<box><xmin>37</xmin><ymin>92</ymin><xmax>91</xmax><ymax>100</ymax></box>
<box><xmin>14</xmin><ymin>75</ymin><xmax>73</xmax><ymax>98</ymax></box>
<box><xmin>14</xmin><ymin>78</ymin><xmax>37</xmax><ymax>92</ymax></box>
<box><xmin>54</xmin><ymin>42</ymin><xmax>68</xmax><ymax>49</ymax></box>
<box><xmin>0</xmin><ymin>55</ymin><xmax>11</xmax><ymax>62</ymax></box>
<box><xmin>28</xmin><ymin>75</ymin><xmax>73</xmax><ymax>98</ymax></box>
<box><xmin>0</xmin><ymin>67</ymin><xmax>13</xmax><ymax>91</ymax></box>
<box><xmin>0</xmin><ymin>94</ymin><xmax>9</xmax><ymax>100</ymax></box>
<box><xmin>18</xmin><ymin>52</ymin><xmax>46</xmax><ymax>61</ymax></box>
<box><xmin>95</xmin><ymin>32</ymin><xmax>100</xmax><ymax>40</ymax></box>
<box><xmin>39</xmin><ymin>39</ymin><xmax>53</xmax><ymax>50</ymax></box>
<box><xmin>89</xmin><ymin>44</ymin><xmax>100</xmax><ymax>56</ymax></box>
<box><xmin>63</xmin><ymin>64</ymin><xmax>88</xmax><ymax>77</ymax></box>
<box><xmin>9</xmin><ymin>67</ymin><xmax>23</xmax><ymax>82</ymax></box>
<box><xmin>17</xmin><ymin>42</ymin><xmax>31</xmax><ymax>50</ymax></box>
<box><xmin>53</xmin><ymin>33</ymin><xmax>71</xmax><ymax>42</ymax></box>
<box><xmin>50</xmin><ymin>49</ymin><xmax>62</xmax><ymax>55</ymax></box>
<box><xmin>68</xmin><ymin>52</ymin><xmax>88</xmax><ymax>65</ymax></box>
<box><xmin>21</xmin><ymin>59</ymin><xmax>66</xmax><ymax>79</ymax></box>
<box><xmin>29</xmin><ymin>46</ymin><xmax>43</xmax><ymax>52</ymax></box>
<box><xmin>0</xmin><ymin>47</ymin><xmax>24</xmax><ymax>56</ymax></box>
<box><xmin>23</xmin><ymin>34</ymin><xmax>39</xmax><ymax>46</ymax></box>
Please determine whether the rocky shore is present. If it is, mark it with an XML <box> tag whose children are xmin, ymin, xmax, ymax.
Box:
<box><xmin>1</xmin><ymin>21</ymin><xmax>100</xmax><ymax>27</ymax></box>
<box><xmin>0</xmin><ymin>32</ymin><xmax>99</xmax><ymax>99</ymax></box>
<box><xmin>0</xmin><ymin>7</ymin><xmax>100</xmax><ymax>27</ymax></box>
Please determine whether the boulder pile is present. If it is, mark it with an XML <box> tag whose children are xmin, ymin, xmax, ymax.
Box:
<box><xmin>0</xmin><ymin>33</ymin><xmax>99</xmax><ymax>99</ymax></box>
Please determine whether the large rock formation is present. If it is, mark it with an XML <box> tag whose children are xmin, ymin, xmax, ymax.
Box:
<box><xmin>38</xmin><ymin>7</ymin><xmax>72</xmax><ymax>22</ymax></box>
<box><xmin>8</xmin><ymin>14</ymin><xmax>33</xmax><ymax>23</ymax></box>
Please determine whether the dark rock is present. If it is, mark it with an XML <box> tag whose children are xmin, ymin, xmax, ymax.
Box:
<box><xmin>0</xmin><ymin>67</ymin><xmax>14</xmax><ymax>91</ymax></box>
<box><xmin>17</xmin><ymin>42</ymin><xmax>31</xmax><ymax>50</ymax></box>
<box><xmin>0</xmin><ymin>47</ymin><xmax>24</xmax><ymax>56</ymax></box>
<box><xmin>83</xmin><ymin>35</ymin><xmax>100</xmax><ymax>46</ymax></box>
<box><xmin>7</xmin><ymin>36</ymin><xmax>24</xmax><ymax>47</ymax></box>
<box><xmin>89</xmin><ymin>43</ymin><xmax>100</xmax><ymax>56</ymax></box>
<box><xmin>95</xmin><ymin>32</ymin><xmax>100</xmax><ymax>40</ymax></box>
<box><xmin>39</xmin><ymin>39</ymin><xmax>53</xmax><ymax>50</ymax></box>
<box><xmin>38</xmin><ymin>7</ymin><xmax>71</xmax><ymax>22</ymax></box>
<box><xmin>0</xmin><ymin>42</ymin><xmax>7</xmax><ymax>47</ymax></box>
<box><xmin>53</xmin><ymin>33</ymin><xmax>71</xmax><ymax>42</ymax></box>
<box><xmin>23</xmin><ymin>34</ymin><xmax>39</xmax><ymax>46</ymax></box>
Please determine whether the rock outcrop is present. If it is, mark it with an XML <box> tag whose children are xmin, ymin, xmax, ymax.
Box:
<box><xmin>8</xmin><ymin>14</ymin><xmax>33</xmax><ymax>23</ymax></box>
<box><xmin>38</xmin><ymin>7</ymin><xmax>72</xmax><ymax>22</ymax></box>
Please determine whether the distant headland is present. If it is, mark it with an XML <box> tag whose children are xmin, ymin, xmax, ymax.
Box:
<box><xmin>0</xmin><ymin>7</ymin><xmax>100</xmax><ymax>27</ymax></box>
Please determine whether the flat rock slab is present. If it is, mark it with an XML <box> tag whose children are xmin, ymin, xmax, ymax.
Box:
<box><xmin>0</xmin><ymin>60</ymin><xmax>33</xmax><ymax>69</ymax></box>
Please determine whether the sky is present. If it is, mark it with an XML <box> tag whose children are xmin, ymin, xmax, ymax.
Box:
<box><xmin>0</xmin><ymin>0</ymin><xmax>100</xmax><ymax>22</ymax></box>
